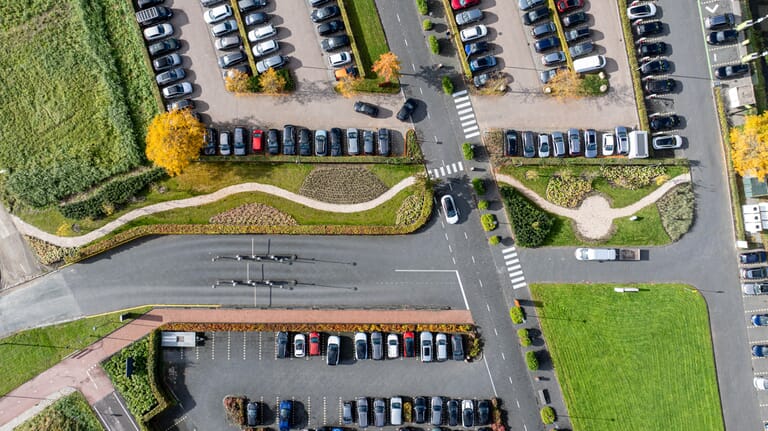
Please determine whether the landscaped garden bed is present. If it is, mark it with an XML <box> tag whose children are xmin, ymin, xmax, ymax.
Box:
<box><xmin>15</xmin><ymin>390</ymin><xmax>102</xmax><ymax>431</ymax></box>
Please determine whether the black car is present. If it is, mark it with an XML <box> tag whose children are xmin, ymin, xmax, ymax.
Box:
<box><xmin>564</xmin><ymin>26</ymin><xmax>590</xmax><ymax>43</ymax></box>
<box><xmin>202</xmin><ymin>127</ymin><xmax>218</xmax><ymax>155</ymax></box>
<box><xmin>715</xmin><ymin>64</ymin><xmax>750</xmax><ymax>79</ymax></box>
<box><xmin>741</xmin><ymin>251</ymin><xmax>768</xmax><ymax>265</ymax></box>
<box><xmin>321</xmin><ymin>35</ymin><xmax>350</xmax><ymax>51</ymax></box>
<box><xmin>707</xmin><ymin>29</ymin><xmax>738</xmax><ymax>45</ymax></box>
<box><xmin>298</xmin><ymin>128</ymin><xmax>311</xmax><ymax>156</ymax></box>
<box><xmin>635</xmin><ymin>21</ymin><xmax>663</xmax><ymax>37</ymax></box>
<box><xmin>152</xmin><ymin>53</ymin><xmax>181</xmax><ymax>72</ymax></box>
<box><xmin>317</xmin><ymin>19</ymin><xmax>344</xmax><ymax>36</ymax></box>
<box><xmin>311</xmin><ymin>5</ymin><xmax>340</xmax><ymax>22</ymax></box>
<box><xmin>377</xmin><ymin>128</ymin><xmax>390</xmax><ymax>156</ymax></box>
<box><xmin>282</xmin><ymin>125</ymin><xmax>296</xmax><ymax>155</ymax></box>
<box><xmin>413</xmin><ymin>397</ymin><xmax>427</xmax><ymax>424</ymax></box>
<box><xmin>637</xmin><ymin>41</ymin><xmax>667</xmax><ymax>56</ymax></box>
<box><xmin>470</xmin><ymin>55</ymin><xmax>497</xmax><ymax>73</ymax></box>
<box><xmin>504</xmin><ymin>129</ymin><xmax>518</xmax><ymax>156</ymax></box>
<box><xmin>644</xmin><ymin>78</ymin><xmax>676</xmax><ymax>94</ymax></box>
<box><xmin>166</xmin><ymin>98</ymin><xmax>194</xmax><ymax>112</ymax></box>
<box><xmin>311</xmin><ymin>0</ymin><xmax>330</xmax><ymax>5</ymax></box>
<box><xmin>247</xmin><ymin>402</ymin><xmax>258</xmax><ymax>427</ymax></box>
<box><xmin>639</xmin><ymin>59</ymin><xmax>670</xmax><ymax>75</ymax></box>
<box><xmin>705</xmin><ymin>13</ymin><xmax>736</xmax><ymax>30</ymax></box>
<box><xmin>244</xmin><ymin>12</ymin><xmax>269</xmax><ymax>26</ymax></box>
<box><xmin>743</xmin><ymin>267</ymin><xmax>768</xmax><ymax>280</ymax></box>
<box><xmin>534</xmin><ymin>36</ymin><xmax>560</xmax><ymax>53</ymax></box>
<box><xmin>477</xmin><ymin>400</ymin><xmax>490</xmax><ymax>425</ymax></box>
<box><xmin>148</xmin><ymin>38</ymin><xmax>180</xmax><ymax>57</ymax></box>
<box><xmin>277</xmin><ymin>331</ymin><xmax>288</xmax><ymax>358</ymax></box>
<box><xmin>523</xmin><ymin>6</ymin><xmax>550</xmax><ymax>25</ymax></box>
<box><xmin>649</xmin><ymin>114</ymin><xmax>681</xmax><ymax>131</ymax></box>
<box><xmin>138</xmin><ymin>0</ymin><xmax>164</xmax><ymax>8</ymax></box>
<box><xmin>238</xmin><ymin>0</ymin><xmax>266</xmax><ymax>12</ymax></box>
<box><xmin>354</xmin><ymin>101</ymin><xmax>379</xmax><ymax>117</ymax></box>
<box><xmin>330</xmin><ymin>128</ymin><xmax>343</xmax><ymax>156</ymax></box>
<box><xmin>136</xmin><ymin>6</ymin><xmax>173</xmax><ymax>27</ymax></box>
<box><xmin>464</xmin><ymin>41</ymin><xmax>489</xmax><ymax>56</ymax></box>
<box><xmin>397</xmin><ymin>98</ymin><xmax>417</xmax><ymax>121</ymax></box>
<box><xmin>531</xmin><ymin>21</ymin><xmax>556</xmax><ymax>38</ymax></box>
<box><xmin>267</xmin><ymin>128</ymin><xmax>280</xmax><ymax>155</ymax></box>
<box><xmin>562</xmin><ymin>11</ymin><xmax>587</xmax><ymax>27</ymax></box>
<box><xmin>447</xmin><ymin>400</ymin><xmax>460</xmax><ymax>426</ymax></box>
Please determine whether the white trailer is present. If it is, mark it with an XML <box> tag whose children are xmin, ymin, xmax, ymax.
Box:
<box><xmin>161</xmin><ymin>331</ymin><xmax>198</xmax><ymax>347</ymax></box>
<box><xmin>628</xmin><ymin>130</ymin><xmax>649</xmax><ymax>159</ymax></box>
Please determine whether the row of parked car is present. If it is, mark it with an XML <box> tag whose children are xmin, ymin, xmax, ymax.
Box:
<box><xmin>452</xmin><ymin>2</ymin><xmax>498</xmax><ymax>86</ymax></box>
<box><xmin>202</xmin><ymin>126</ymin><xmax>392</xmax><ymax>156</ymax></box>
<box><xmin>272</xmin><ymin>332</ymin><xmax>465</xmax><ymax>364</ymax></box>
<box><xmin>342</xmin><ymin>397</ymin><xmax>491</xmax><ymax>428</ymax></box>
<box><xmin>503</xmin><ymin>126</ymin><xmax>630</xmax><ymax>157</ymax></box>
<box><xmin>739</xmin><ymin>250</ymin><xmax>768</xmax><ymax>295</ymax></box>
<box><xmin>704</xmin><ymin>13</ymin><xmax>751</xmax><ymax>80</ymax></box>
<box><xmin>520</xmin><ymin>0</ymin><xmax>594</xmax><ymax>70</ymax></box>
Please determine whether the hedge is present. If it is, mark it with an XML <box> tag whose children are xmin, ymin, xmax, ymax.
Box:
<box><xmin>162</xmin><ymin>322</ymin><xmax>475</xmax><ymax>334</ymax></box>
<box><xmin>428</xmin><ymin>35</ymin><xmax>439</xmax><ymax>54</ymax></box>
<box><xmin>141</xmin><ymin>330</ymin><xmax>177</xmax><ymax>426</ymax></box>
<box><xmin>60</xmin><ymin>168</ymin><xmax>166</xmax><ymax>220</ymax></box>
<box><xmin>525</xmin><ymin>350</ymin><xmax>539</xmax><ymax>370</ymax></box>
<box><xmin>540</xmin><ymin>406</ymin><xmax>556</xmax><ymax>425</ymax></box>
<box><xmin>500</xmin><ymin>186</ymin><xmax>554</xmax><ymax>247</ymax></box>
<box><xmin>102</xmin><ymin>337</ymin><xmax>157</xmax><ymax>426</ymax></box>
<box><xmin>442</xmin><ymin>76</ymin><xmax>454</xmax><ymax>95</ymax></box>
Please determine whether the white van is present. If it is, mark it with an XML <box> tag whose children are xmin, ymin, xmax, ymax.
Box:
<box><xmin>573</xmin><ymin>55</ymin><xmax>606</xmax><ymax>73</ymax></box>
<box><xmin>628</xmin><ymin>130</ymin><xmax>649</xmax><ymax>159</ymax></box>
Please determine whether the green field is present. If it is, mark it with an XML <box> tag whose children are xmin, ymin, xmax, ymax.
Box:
<box><xmin>0</xmin><ymin>307</ymin><xmax>150</xmax><ymax>396</ymax></box>
<box><xmin>16</xmin><ymin>390</ymin><xmax>103</xmax><ymax>431</ymax></box>
<box><xmin>0</xmin><ymin>0</ymin><xmax>156</xmax><ymax>208</ymax></box>
<box><xmin>530</xmin><ymin>283</ymin><xmax>723</xmax><ymax>431</ymax></box>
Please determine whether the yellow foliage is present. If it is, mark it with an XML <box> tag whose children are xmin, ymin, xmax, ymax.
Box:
<box><xmin>145</xmin><ymin>109</ymin><xmax>205</xmax><ymax>176</ymax></box>
<box><xmin>372</xmin><ymin>52</ymin><xmax>401</xmax><ymax>83</ymax></box>
<box><xmin>335</xmin><ymin>75</ymin><xmax>360</xmax><ymax>98</ymax></box>
<box><xmin>731</xmin><ymin>112</ymin><xmax>768</xmax><ymax>179</ymax></box>
<box><xmin>546</xmin><ymin>69</ymin><xmax>583</xmax><ymax>101</ymax></box>
<box><xmin>259</xmin><ymin>68</ymin><xmax>287</xmax><ymax>94</ymax></box>
<box><xmin>224</xmin><ymin>70</ymin><xmax>251</xmax><ymax>93</ymax></box>
<box><xmin>56</xmin><ymin>222</ymin><xmax>73</xmax><ymax>237</ymax></box>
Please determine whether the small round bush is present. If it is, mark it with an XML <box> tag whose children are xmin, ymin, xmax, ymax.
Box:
<box><xmin>540</xmin><ymin>406</ymin><xmax>555</xmax><ymax>424</ymax></box>
<box><xmin>488</xmin><ymin>235</ymin><xmax>501</xmax><ymax>245</ymax></box>
<box><xmin>478</xmin><ymin>199</ymin><xmax>489</xmax><ymax>210</ymax></box>
<box><xmin>472</xmin><ymin>177</ymin><xmax>486</xmax><ymax>195</ymax></box>
<box><xmin>526</xmin><ymin>350</ymin><xmax>539</xmax><ymax>371</ymax></box>
<box><xmin>442</xmin><ymin>76</ymin><xmax>454</xmax><ymax>94</ymax></box>
<box><xmin>428</xmin><ymin>35</ymin><xmax>439</xmax><ymax>54</ymax></box>
<box><xmin>480</xmin><ymin>214</ymin><xmax>497</xmax><ymax>231</ymax></box>
<box><xmin>422</xmin><ymin>19</ymin><xmax>433</xmax><ymax>30</ymax></box>
<box><xmin>509</xmin><ymin>306</ymin><xmax>524</xmax><ymax>324</ymax></box>
<box><xmin>517</xmin><ymin>328</ymin><xmax>531</xmax><ymax>346</ymax></box>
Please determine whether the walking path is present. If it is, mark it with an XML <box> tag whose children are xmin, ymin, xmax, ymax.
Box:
<box><xmin>495</xmin><ymin>172</ymin><xmax>692</xmax><ymax>239</ymax></box>
<box><xmin>11</xmin><ymin>177</ymin><xmax>416</xmax><ymax>249</ymax></box>
<box><xmin>0</xmin><ymin>308</ymin><xmax>472</xmax><ymax>429</ymax></box>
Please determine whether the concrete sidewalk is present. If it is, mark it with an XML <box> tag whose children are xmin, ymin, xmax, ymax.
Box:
<box><xmin>12</xmin><ymin>177</ymin><xmax>416</xmax><ymax>249</ymax></box>
<box><xmin>0</xmin><ymin>308</ymin><xmax>473</xmax><ymax>429</ymax></box>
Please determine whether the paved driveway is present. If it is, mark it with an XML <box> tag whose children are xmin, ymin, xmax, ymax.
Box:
<box><xmin>471</xmin><ymin>0</ymin><xmax>639</xmax><ymax>130</ymax></box>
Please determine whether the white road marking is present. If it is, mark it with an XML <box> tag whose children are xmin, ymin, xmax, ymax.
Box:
<box><xmin>457</xmin><ymin>107</ymin><xmax>473</xmax><ymax>115</ymax></box>
<box><xmin>507</xmin><ymin>264</ymin><xmax>522</xmax><ymax>272</ymax></box>
<box><xmin>114</xmin><ymin>392</ymin><xmax>141</xmax><ymax>431</ymax></box>
<box><xmin>446</xmin><ymin>164</ymin><xmax>453</xmax><ymax>174</ymax></box>
<box><xmin>440</xmin><ymin>167</ymin><xmax>446</xmax><ymax>176</ymax></box>
<box><xmin>461</xmin><ymin>119</ymin><xmax>477</xmax><ymax>127</ymax></box>
<box><xmin>486</xmin><ymin>303</ymin><xmax>491</xmax><ymax>311</ymax></box>
<box><xmin>510</xmin><ymin>276</ymin><xmax>526</xmax><ymax>284</ymax></box>
<box><xmin>502</xmin><ymin>247</ymin><xmax>516</xmax><ymax>254</ymax></box>
<box><xmin>465</xmin><ymin>131</ymin><xmax>480</xmax><ymax>139</ymax></box>
<box><xmin>509</xmin><ymin>270</ymin><xmax>524</xmax><ymax>277</ymax></box>
<box><xmin>457</xmin><ymin>161</ymin><xmax>463</xmax><ymax>171</ymax></box>
<box><xmin>705</xmin><ymin>4</ymin><xmax>719</xmax><ymax>13</ymax></box>
<box><xmin>455</xmin><ymin>101</ymin><xmax>471</xmax><ymax>109</ymax></box>
<box><xmin>394</xmin><ymin>269</ymin><xmax>469</xmax><ymax>309</ymax></box>
<box><xmin>453</xmin><ymin>90</ymin><xmax>468</xmax><ymax>97</ymax></box>
<box><xmin>509</xmin><ymin>377</ymin><xmax>514</xmax><ymax>385</ymax></box>
<box><xmin>483</xmin><ymin>356</ymin><xmax>499</xmax><ymax>397</ymax></box>
<box><xmin>452</xmin><ymin>257</ymin><xmax>456</xmax><ymax>265</ymax></box>
<box><xmin>464</xmin><ymin>232</ymin><xmax>468</xmax><ymax>239</ymax></box>
<box><xmin>411</xmin><ymin>63</ymin><xmax>416</xmax><ymax>71</ymax></box>
<box><xmin>404</xmin><ymin>39</ymin><xmax>408</xmax><ymax>46</ymax></box>
<box><xmin>427</xmin><ymin>112</ymin><xmax>431</xmax><ymax>119</ymax></box>
<box><xmin>454</xmin><ymin>96</ymin><xmax>470</xmax><ymax>104</ymax></box>
<box><xmin>478</xmin><ymin>279</ymin><xmax>483</xmax><ymax>287</ymax></box>
<box><xmin>460</xmin><ymin>113</ymin><xmax>475</xmax><ymax>121</ymax></box>
<box><xmin>449</xmin><ymin>244</ymin><xmax>453</xmax><ymax>253</ymax></box>
<box><xmin>396</xmin><ymin>13</ymin><xmax>401</xmax><ymax>22</ymax></box>
<box><xmin>513</xmin><ymin>282</ymin><xmax>527</xmax><ymax>290</ymax></box>
<box><xmin>494</xmin><ymin>328</ymin><xmax>498</xmax><ymax>336</ymax></box>
<box><xmin>471</xmin><ymin>255</ymin><xmax>476</xmax><ymax>263</ymax></box>
<box><xmin>501</xmin><ymin>352</ymin><xmax>506</xmax><ymax>360</ymax></box>
<box><xmin>464</xmin><ymin>125</ymin><xmax>479</xmax><ymax>132</ymax></box>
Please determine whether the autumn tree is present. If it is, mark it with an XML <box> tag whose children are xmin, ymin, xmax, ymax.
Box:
<box><xmin>145</xmin><ymin>109</ymin><xmax>205</xmax><ymax>176</ymax></box>
<box><xmin>545</xmin><ymin>70</ymin><xmax>583</xmax><ymax>101</ymax></box>
<box><xmin>335</xmin><ymin>75</ymin><xmax>361</xmax><ymax>98</ymax></box>
<box><xmin>259</xmin><ymin>68</ymin><xmax>287</xmax><ymax>94</ymax></box>
<box><xmin>731</xmin><ymin>112</ymin><xmax>768</xmax><ymax>179</ymax></box>
<box><xmin>372</xmin><ymin>52</ymin><xmax>401</xmax><ymax>83</ymax></box>
<box><xmin>224</xmin><ymin>70</ymin><xmax>251</xmax><ymax>93</ymax></box>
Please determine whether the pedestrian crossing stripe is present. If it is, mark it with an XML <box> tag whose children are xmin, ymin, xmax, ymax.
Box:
<box><xmin>465</xmin><ymin>131</ymin><xmax>480</xmax><ymax>139</ymax></box>
<box><xmin>513</xmin><ymin>282</ymin><xmax>527</xmax><ymax>290</ymax></box>
<box><xmin>510</xmin><ymin>276</ymin><xmax>526</xmax><ymax>284</ymax></box>
<box><xmin>502</xmin><ymin>247</ymin><xmax>516</xmax><ymax>254</ymax></box>
<box><xmin>429</xmin><ymin>162</ymin><xmax>465</xmax><ymax>179</ymax></box>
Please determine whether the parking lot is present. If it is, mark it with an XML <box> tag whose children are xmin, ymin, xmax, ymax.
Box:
<box><xmin>155</xmin><ymin>331</ymin><xmax>496</xmax><ymax>431</ymax></box>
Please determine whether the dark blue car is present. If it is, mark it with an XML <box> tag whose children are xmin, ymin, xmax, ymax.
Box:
<box><xmin>753</xmin><ymin>345</ymin><xmax>768</xmax><ymax>357</ymax></box>
<box><xmin>279</xmin><ymin>400</ymin><xmax>291</xmax><ymax>431</ymax></box>
<box><xmin>740</xmin><ymin>251</ymin><xmax>768</xmax><ymax>265</ymax></box>
<box><xmin>469</xmin><ymin>55</ymin><xmax>497</xmax><ymax>73</ymax></box>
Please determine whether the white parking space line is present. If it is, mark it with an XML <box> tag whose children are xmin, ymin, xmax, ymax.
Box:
<box><xmin>227</xmin><ymin>331</ymin><xmax>231</xmax><ymax>361</ymax></box>
<box><xmin>243</xmin><ymin>332</ymin><xmax>247</xmax><ymax>360</ymax></box>
<box><xmin>394</xmin><ymin>269</ymin><xmax>469</xmax><ymax>310</ymax></box>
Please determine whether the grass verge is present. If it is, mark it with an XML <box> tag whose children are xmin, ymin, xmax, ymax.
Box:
<box><xmin>230</xmin><ymin>0</ymin><xmax>259</xmax><ymax>74</ymax></box>
<box><xmin>15</xmin><ymin>390</ymin><xmax>102</xmax><ymax>431</ymax></box>
<box><xmin>616</xmin><ymin>0</ymin><xmax>648</xmax><ymax>131</ymax></box>
<box><xmin>548</xmin><ymin>0</ymin><xmax>574</xmax><ymax>70</ymax></box>
<box><xmin>0</xmin><ymin>306</ymin><xmax>151</xmax><ymax>396</ymax></box>
<box><xmin>530</xmin><ymin>283</ymin><xmax>723</xmax><ymax>431</ymax></box>
<box><xmin>714</xmin><ymin>87</ymin><xmax>746</xmax><ymax>241</ymax></box>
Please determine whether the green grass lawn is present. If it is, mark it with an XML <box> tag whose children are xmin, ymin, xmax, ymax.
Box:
<box><xmin>0</xmin><ymin>0</ymin><xmax>150</xmax><ymax>207</ymax></box>
<box><xmin>543</xmin><ymin>204</ymin><xmax>671</xmax><ymax>246</ymax></box>
<box><xmin>0</xmin><ymin>307</ymin><xmax>151</xmax><ymax>396</ymax></box>
<box><xmin>340</xmin><ymin>0</ymin><xmax>388</xmax><ymax>72</ymax></box>
<box><xmin>530</xmin><ymin>283</ymin><xmax>723</xmax><ymax>431</ymax></box>
<box><xmin>16</xmin><ymin>390</ymin><xmax>103</xmax><ymax>431</ymax></box>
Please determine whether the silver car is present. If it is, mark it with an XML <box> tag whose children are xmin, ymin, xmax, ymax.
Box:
<box><xmin>357</xmin><ymin>397</ymin><xmax>369</xmax><ymax>428</ymax></box>
<box><xmin>615</xmin><ymin>126</ymin><xmax>629</xmax><ymax>154</ymax></box>
<box><xmin>371</xmin><ymin>331</ymin><xmax>383</xmax><ymax>360</ymax></box>
<box><xmin>373</xmin><ymin>398</ymin><xmax>386</xmax><ymax>427</ymax></box>
<box><xmin>552</xmin><ymin>131</ymin><xmax>566</xmax><ymax>157</ymax></box>
<box><xmin>347</xmin><ymin>128</ymin><xmax>359</xmax><ymax>155</ymax></box>
<box><xmin>431</xmin><ymin>397</ymin><xmax>443</xmax><ymax>426</ymax></box>
<box><xmin>420</xmin><ymin>331</ymin><xmax>433</xmax><ymax>362</ymax></box>
<box><xmin>436</xmin><ymin>333</ymin><xmax>448</xmax><ymax>361</ymax></box>
<box><xmin>584</xmin><ymin>129</ymin><xmax>598</xmax><ymax>158</ymax></box>
<box><xmin>256</xmin><ymin>54</ymin><xmax>286</xmax><ymax>73</ymax></box>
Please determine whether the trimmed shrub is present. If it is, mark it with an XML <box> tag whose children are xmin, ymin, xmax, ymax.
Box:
<box><xmin>406</xmin><ymin>129</ymin><xmax>425</xmax><ymax>162</ymax></box>
<box><xmin>403</xmin><ymin>400</ymin><xmax>413</xmax><ymax>423</ymax></box>
<box><xmin>416</xmin><ymin>0</ymin><xmax>428</xmax><ymax>14</ymax></box>
<box><xmin>422</xmin><ymin>19</ymin><xmax>433</xmax><ymax>30</ymax></box>
<box><xmin>599</xmin><ymin>165</ymin><xmax>666</xmax><ymax>190</ymax></box>
<box><xmin>478</xmin><ymin>199</ymin><xmax>489</xmax><ymax>210</ymax></box>
<box><xmin>540</xmin><ymin>406</ymin><xmax>555</xmax><ymax>425</ymax></box>
<box><xmin>462</xmin><ymin>143</ymin><xmax>474</xmax><ymax>160</ymax></box>
<box><xmin>509</xmin><ymin>306</ymin><xmax>525</xmax><ymax>324</ymax></box>
<box><xmin>525</xmin><ymin>350</ymin><xmax>539</xmax><ymax>370</ymax></box>
<box><xmin>517</xmin><ymin>328</ymin><xmax>531</xmax><ymax>347</ymax></box>
<box><xmin>481</xmin><ymin>214</ymin><xmax>497</xmax><ymax>231</ymax></box>
<box><xmin>472</xmin><ymin>178</ymin><xmax>486</xmax><ymax>195</ymax></box>
<box><xmin>500</xmin><ymin>186</ymin><xmax>553</xmax><ymax>247</ymax></box>
<box><xmin>467</xmin><ymin>335</ymin><xmax>482</xmax><ymax>360</ymax></box>
<box><xmin>488</xmin><ymin>235</ymin><xmax>501</xmax><ymax>245</ymax></box>
<box><xmin>428</xmin><ymin>35</ymin><xmax>439</xmax><ymax>54</ymax></box>
<box><xmin>442</xmin><ymin>76</ymin><xmax>454</xmax><ymax>94</ymax></box>
<box><xmin>545</xmin><ymin>175</ymin><xmax>592</xmax><ymax>208</ymax></box>
<box><xmin>657</xmin><ymin>183</ymin><xmax>694</xmax><ymax>241</ymax></box>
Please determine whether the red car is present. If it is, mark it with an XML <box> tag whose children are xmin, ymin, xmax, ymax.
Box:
<box><xmin>556</xmin><ymin>0</ymin><xmax>582</xmax><ymax>13</ymax></box>
<box><xmin>451</xmin><ymin>0</ymin><xmax>480</xmax><ymax>11</ymax></box>
<box><xmin>252</xmin><ymin>129</ymin><xmax>263</xmax><ymax>152</ymax></box>
<box><xmin>403</xmin><ymin>331</ymin><xmax>415</xmax><ymax>357</ymax></box>
<box><xmin>309</xmin><ymin>332</ymin><xmax>320</xmax><ymax>356</ymax></box>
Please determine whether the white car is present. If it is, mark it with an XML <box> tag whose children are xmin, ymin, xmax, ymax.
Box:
<box><xmin>441</xmin><ymin>195</ymin><xmax>459</xmax><ymax>224</ymax></box>
<box><xmin>460</xmin><ymin>24</ymin><xmax>488</xmax><ymax>42</ymax></box>
<box><xmin>161</xmin><ymin>81</ymin><xmax>193</xmax><ymax>99</ymax></box>
<box><xmin>627</xmin><ymin>3</ymin><xmax>657</xmax><ymax>20</ymax></box>
<box><xmin>294</xmin><ymin>333</ymin><xmax>305</xmax><ymax>358</ymax></box>
<box><xmin>387</xmin><ymin>333</ymin><xmax>399</xmax><ymax>358</ymax></box>
<box><xmin>252</xmin><ymin>39</ymin><xmax>279</xmax><ymax>57</ymax></box>
<box><xmin>538</xmin><ymin>133</ymin><xmax>550</xmax><ymax>158</ymax></box>
<box><xmin>436</xmin><ymin>333</ymin><xmax>448</xmax><ymax>361</ymax></box>
<box><xmin>328</xmin><ymin>51</ymin><xmax>352</xmax><ymax>68</ymax></box>
<box><xmin>652</xmin><ymin>134</ymin><xmax>683</xmax><ymax>150</ymax></box>
<box><xmin>204</xmin><ymin>4</ymin><xmax>233</xmax><ymax>24</ymax></box>
<box><xmin>462</xmin><ymin>399</ymin><xmax>474</xmax><ymax>427</ymax></box>
<box><xmin>390</xmin><ymin>397</ymin><xmax>403</xmax><ymax>425</ymax></box>
<box><xmin>248</xmin><ymin>24</ymin><xmax>277</xmax><ymax>42</ymax></box>
<box><xmin>755</xmin><ymin>376</ymin><xmax>768</xmax><ymax>390</ymax></box>
<box><xmin>354</xmin><ymin>332</ymin><xmax>367</xmax><ymax>360</ymax></box>
<box><xmin>602</xmin><ymin>133</ymin><xmax>615</xmax><ymax>156</ymax></box>
<box><xmin>143</xmin><ymin>23</ymin><xmax>173</xmax><ymax>41</ymax></box>
<box><xmin>420</xmin><ymin>331</ymin><xmax>433</xmax><ymax>362</ymax></box>
<box><xmin>326</xmin><ymin>335</ymin><xmax>340</xmax><ymax>365</ymax></box>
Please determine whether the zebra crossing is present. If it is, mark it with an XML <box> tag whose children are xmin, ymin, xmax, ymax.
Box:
<box><xmin>452</xmin><ymin>90</ymin><xmax>480</xmax><ymax>140</ymax></box>
<box><xmin>502</xmin><ymin>246</ymin><xmax>527</xmax><ymax>290</ymax></box>
<box><xmin>429</xmin><ymin>161</ymin><xmax>464</xmax><ymax>179</ymax></box>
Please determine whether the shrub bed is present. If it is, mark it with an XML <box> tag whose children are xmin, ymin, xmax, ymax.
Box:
<box><xmin>517</xmin><ymin>328</ymin><xmax>531</xmax><ymax>347</ymax></box>
<box><xmin>423</xmin><ymin>19</ymin><xmax>433</xmax><ymax>30</ymax></box>
<box><xmin>545</xmin><ymin>175</ymin><xmax>592</xmax><ymax>208</ymax></box>
<box><xmin>599</xmin><ymin>165</ymin><xmax>666</xmax><ymax>190</ymax></box>
<box><xmin>526</xmin><ymin>350</ymin><xmax>539</xmax><ymax>370</ymax></box>
<box><xmin>540</xmin><ymin>406</ymin><xmax>555</xmax><ymax>425</ymax></box>
<box><xmin>481</xmin><ymin>214</ymin><xmax>497</xmax><ymax>231</ymax></box>
<box><xmin>298</xmin><ymin>166</ymin><xmax>388</xmax><ymax>204</ymax></box>
<box><xmin>472</xmin><ymin>178</ymin><xmax>486</xmax><ymax>195</ymax></box>
<box><xmin>60</xmin><ymin>168</ymin><xmax>166</xmax><ymax>219</ymax></box>
<box><xmin>102</xmin><ymin>337</ymin><xmax>158</xmax><ymax>419</ymax></box>
<box><xmin>224</xmin><ymin>395</ymin><xmax>246</xmax><ymax>427</ymax></box>
<box><xmin>656</xmin><ymin>183</ymin><xmax>694</xmax><ymax>242</ymax></box>
<box><xmin>416</xmin><ymin>0</ymin><xmax>428</xmax><ymax>14</ymax></box>
<box><xmin>15</xmin><ymin>390</ymin><xmax>102</xmax><ymax>431</ymax></box>
<box><xmin>500</xmin><ymin>187</ymin><xmax>554</xmax><ymax>247</ymax></box>
<box><xmin>25</xmin><ymin>236</ymin><xmax>76</xmax><ymax>265</ymax></box>
<box><xmin>209</xmin><ymin>203</ymin><xmax>297</xmax><ymax>225</ymax></box>
<box><xmin>162</xmin><ymin>322</ymin><xmax>475</xmax><ymax>334</ymax></box>
<box><xmin>142</xmin><ymin>330</ymin><xmax>176</xmax><ymax>426</ymax></box>
<box><xmin>405</xmin><ymin>129</ymin><xmax>424</xmax><ymax>161</ymax></box>
<box><xmin>396</xmin><ymin>191</ymin><xmax>425</xmax><ymax>226</ymax></box>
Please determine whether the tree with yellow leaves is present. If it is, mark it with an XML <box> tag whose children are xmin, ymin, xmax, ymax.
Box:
<box><xmin>546</xmin><ymin>70</ymin><xmax>583</xmax><ymax>101</ymax></box>
<box><xmin>145</xmin><ymin>109</ymin><xmax>205</xmax><ymax>176</ymax></box>
<box><xmin>335</xmin><ymin>75</ymin><xmax>361</xmax><ymax>98</ymax></box>
<box><xmin>372</xmin><ymin>52</ymin><xmax>401</xmax><ymax>84</ymax></box>
<box><xmin>259</xmin><ymin>68</ymin><xmax>287</xmax><ymax>94</ymax></box>
<box><xmin>731</xmin><ymin>112</ymin><xmax>768</xmax><ymax>179</ymax></box>
<box><xmin>224</xmin><ymin>70</ymin><xmax>251</xmax><ymax>93</ymax></box>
